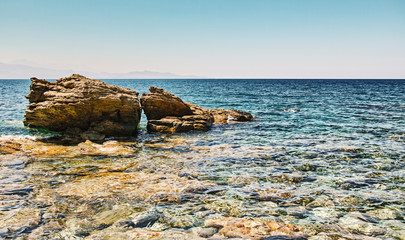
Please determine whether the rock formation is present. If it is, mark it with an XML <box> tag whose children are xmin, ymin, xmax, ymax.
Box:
<box><xmin>140</xmin><ymin>87</ymin><xmax>214</xmax><ymax>133</ymax></box>
<box><xmin>140</xmin><ymin>87</ymin><xmax>253</xmax><ymax>133</ymax></box>
<box><xmin>140</xmin><ymin>86</ymin><xmax>193</xmax><ymax>120</ymax></box>
<box><xmin>24</xmin><ymin>74</ymin><xmax>141</xmax><ymax>140</ymax></box>
<box><xmin>24</xmin><ymin>75</ymin><xmax>253</xmax><ymax>137</ymax></box>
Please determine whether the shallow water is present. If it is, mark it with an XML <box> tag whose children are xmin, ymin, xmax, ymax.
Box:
<box><xmin>0</xmin><ymin>79</ymin><xmax>404</xmax><ymax>239</ymax></box>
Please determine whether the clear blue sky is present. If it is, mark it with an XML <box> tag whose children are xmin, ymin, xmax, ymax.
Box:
<box><xmin>1</xmin><ymin>0</ymin><xmax>404</xmax><ymax>78</ymax></box>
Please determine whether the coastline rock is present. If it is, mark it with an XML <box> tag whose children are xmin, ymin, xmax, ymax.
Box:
<box><xmin>140</xmin><ymin>86</ymin><xmax>193</xmax><ymax>120</ymax></box>
<box><xmin>140</xmin><ymin>87</ymin><xmax>253</xmax><ymax>133</ymax></box>
<box><xmin>24</xmin><ymin>74</ymin><xmax>141</xmax><ymax>139</ymax></box>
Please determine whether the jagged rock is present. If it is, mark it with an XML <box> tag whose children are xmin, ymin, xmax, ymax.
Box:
<box><xmin>24</xmin><ymin>74</ymin><xmax>141</xmax><ymax>139</ymax></box>
<box><xmin>140</xmin><ymin>87</ymin><xmax>253</xmax><ymax>133</ymax></box>
<box><xmin>140</xmin><ymin>86</ymin><xmax>193</xmax><ymax>120</ymax></box>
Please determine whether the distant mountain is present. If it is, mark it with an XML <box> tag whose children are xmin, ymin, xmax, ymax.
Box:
<box><xmin>0</xmin><ymin>62</ymin><xmax>201</xmax><ymax>79</ymax></box>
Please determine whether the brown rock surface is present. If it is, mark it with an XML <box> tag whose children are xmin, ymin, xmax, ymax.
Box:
<box><xmin>0</xmin><ymin>140</ymin><xmax>22</xmax><ymax>154</ymax></box>
<box><xmin>0</xmin><ymin>137</ymin><xmax>136</xmax><ymax>158</ymax></box>
<box><xmin>140</xmin><ymin>86</ymin><xmax>193</xmax><ymax>120</ymax></box>
<box><xmin>147</xmin><ymin>115</ymin><xmax>213</xmax><ymax>133</ymax></box>
<box><xmin>24</xmin><ymin>74</ymin><xmax>141</xmax><ymax>139</ymax></box>
<box><xmin>140</xmin><ymin>86</ymin><xmax>253</xmax><ymax>133</ymax></box>
<box><xmin>0</xmin><ymin>208</ymin><xmax>41</xmax><ymax>238</ymax></box>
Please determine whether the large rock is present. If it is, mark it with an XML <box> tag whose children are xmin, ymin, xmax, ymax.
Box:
<box><xmin>140</xmin><ymin>86</ymin><xmax>193</xmax><ymax>120</ymax></box>
<box><xmin>24</xmin><ymin>74</ymin><xmax>141</xmax><ymax>139</ymax></box>
<box><xmin>140</xmin><ymin>87</ymin><xmax>253</xmax><ymax>133</ymax></box>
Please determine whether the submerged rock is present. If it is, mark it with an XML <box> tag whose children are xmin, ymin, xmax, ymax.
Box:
<box><xmin>140</xmin><ymin>86</ymin><xmax>253</xmax><ymax>133</ymax></box>
<box><xmin>124</xmin><ymin>210</ymin><xmax>162</xmax><ymax>228</ymax></box>
<box><xmin>205</xmin><ymin>217</ymin><xmax>305</xmax><ymax>239</ymax></box>
<box><xmin>0</xmin><ymin>137</ymin><xmax>136</xmax><ymax>158</ymax></box>
<box><xmin>0</xmin><ymin>208</ymin><xmax>41</xmax><ymax>238</ymax></box>
<box><xmin>0</xmin><ymin>140</ymin><xmax>22</xmax><ymax>154</ymax></box>
<box><xmin>24</xmin><ymin>74</ymin><xmax>141</xmax><ymax>140</ymax></box>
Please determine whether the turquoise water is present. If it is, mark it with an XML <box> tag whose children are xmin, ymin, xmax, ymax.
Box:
<box><xmin>0</xmin><ymin>79</ymin><xmax>404</xmax><ymax>238</ymax></box>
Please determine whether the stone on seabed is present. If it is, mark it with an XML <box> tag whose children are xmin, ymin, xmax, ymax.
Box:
<box><xmin>24</xmin><ymin>74</ymin><xmax>141</xmax><ymax>139</ymax></box>
<box><xmin>205</xmin><ymin>217</ymin><xmax>305</xmax><ymax>239</ymax></box>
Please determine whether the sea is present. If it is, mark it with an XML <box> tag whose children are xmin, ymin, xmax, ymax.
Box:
<box><xmin>0</xmin><ymin>79</ymin><xmax>404</xmax><ymax>239</ymax></box>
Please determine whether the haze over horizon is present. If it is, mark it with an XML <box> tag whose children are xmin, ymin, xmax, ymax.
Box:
<box><xmin>1</xmin><ymin>0</ymin><xmax>404</xmax><ymax>79</ymax></box>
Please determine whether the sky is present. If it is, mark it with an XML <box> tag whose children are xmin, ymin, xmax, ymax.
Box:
<box><xmin>1</xmin><ymin>0</ymin><xmax>404</xmax><ymax>78</ymax></box>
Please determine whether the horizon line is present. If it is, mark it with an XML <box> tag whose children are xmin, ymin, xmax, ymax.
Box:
<box><xmin>1</xmin><ymin>77</ymin><xmax>404</xmax><ymax>80</ymax></box>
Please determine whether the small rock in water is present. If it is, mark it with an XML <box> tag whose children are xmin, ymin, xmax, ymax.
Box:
<box><xmin>124</xmin><ymin>210</ymin><xmax>162</xmax><ymax>228</ymax></box>
<box><xmin>167</xmin><ymin>215</ymin><xmax>197</xmax><ymax>228</ymax></box>
<box><xmin>339</xmin><ymin>212</ymin><xmax>386</xmax><ymax>236</ymax></box>
<box><xmin>367</xmin><ymin>207</ymin><xmax>402</xmax><ymax>220</ymax></box>
<box><xmin>197</xmin><ymin>228</ymin><xmax>216</xmax><ymax>238</ymax></box>
<box><xmin>94</xmin><ymin>205</ymin><xmax>138</xmax><ymax>227</ymax></box>
<box><xmin>228</xmin><ymin>175</ymin><xmax>258</xmax><ymax>186</ymax></box>
<box><xmin>382</xmin><ymin>220</ymin><xmax>405</xmax><ymax>240</ymax></box>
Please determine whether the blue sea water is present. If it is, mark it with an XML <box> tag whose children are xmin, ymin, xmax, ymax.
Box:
<box><xmin>1</xmin><ymin>79</ymin><xmax>404</xmax><ymax>144</ymax></box>
<box><xmin>0</xmin><ymin>79</ymin><xmax>404</xmax><ymax>238</ymax></box>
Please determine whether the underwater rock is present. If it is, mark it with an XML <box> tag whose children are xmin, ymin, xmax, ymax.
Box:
<box><xmin>382</xmin><ymin>220</ymin><xmax>405</xmax><ymax>240</ymax></box>
<box><xmin>0</xmin><ymin>140</ymin><xmax>22</xmax><ymax>154</ymax></box>
<box><xmin>24</xmin><ymin>74</ymin><xmax>141</xmax><ymax>139</ymax></box>
<box><xmin>189</xmin><ymin>227</ymin><xmax>217</xmax><ymax>238</ymax></box>
<box><xmin>28</xmin><ymin>220</ymin><xmax>64</xmax><ymax>239</ymax></box>
<box><xmin>228</xmin><ymin>175</ymin><xmax>258</xmax><ymax>186</ymax></box>
<box><xmin>0</xmin><ymin>208</ymin><xmax>41</xmax><ymax>238</ymax></box>
<box><xmin>123</xmin><ymin>210</ymin><xmax>162</xmax><ymax>228</ymax></box>
<box><xmin>83</xmin><ymin>226</ymin><xmax>207</xmax><ymax>240</ymax></box>
<box><xmin>205</xmin><ymin>217</ymin><xmax>305</xmax><ymax>239</ymax></box>
<box><xmin>367</xmin><ymin>207</ymin><xmax>402</xmax><ymax>220</ymax></box>
<box><xmin>0</xmin><ymin>138</ymin><xmax>136</xmax><ymax>157</ymax></box>
<box><xmin>140</xmin><ymin>86</ymin><xmax>253</xmax><ymax>133</ymax></box>
<box><xmin>339</xmin><ymin>212</ymin><xmax>386</xmax><ymax>236</ymax></box>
